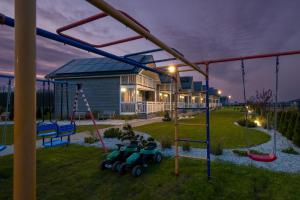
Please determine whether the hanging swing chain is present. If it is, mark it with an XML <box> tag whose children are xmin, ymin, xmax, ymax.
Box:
<box><xmin>274</xmin><ymin>56</ymin><xmax>279</xmax><ymax>153</ymax></box>
<box><xmin>241</xmin><ymin>60</ymin><xmax>248</xmax><ymax>124</ymax></box>
<box><xmin>42</xmin><ymin>81</ymin><xmax>45</xmax><ymax>122</ymax></box>
<box><xmin>47</xmin><ymin>80</ymin><xmax>52</xmax><ymax>122</ymax></box>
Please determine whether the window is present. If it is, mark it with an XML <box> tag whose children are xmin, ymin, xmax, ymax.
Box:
<box><xmin>121</xmin><ymin>87</ymin><xmax>135</xmax><ymax>102</ymax></box>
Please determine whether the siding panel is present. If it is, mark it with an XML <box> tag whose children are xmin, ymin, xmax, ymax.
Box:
<box><xmin>54</xmin><ymin>77</ymin><xmax>120</xmax><ymax>119</ymax></box>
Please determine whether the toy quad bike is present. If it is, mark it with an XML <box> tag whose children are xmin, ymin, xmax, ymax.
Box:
<box><xmin>100</xmin><ymin>140</ymin><xmax>141</xmax><ymax>171</ymax></box>
<box><xmin>118</xmin><ymin>141</ymin><xmax>162</xmax><ymax>177</ymax></box>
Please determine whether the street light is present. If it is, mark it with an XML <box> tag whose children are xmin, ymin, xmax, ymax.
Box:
<box><xmin>168</xmin><ymin>65</ymin><xmax>176</xmax><ymax>118</ymax></box>
<box><xmin>168</xmin><ymin>65</ymin><xmax>176</xmax><ymax>74</ymax></box>
<box><xmin>228</xmin><ymin>95</ymin><xmax>232</xmax><ymax>99</ymax></box>
<box><xmin>218</xmin><ymin>90</ymin><xmax>222</xmax><ymax>95</ymax></box>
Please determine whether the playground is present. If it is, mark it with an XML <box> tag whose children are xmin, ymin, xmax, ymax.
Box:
<box><xmin>0</xmin><ymin>0</ymin><xmax>300</xmax><ymax>199</ymax></box>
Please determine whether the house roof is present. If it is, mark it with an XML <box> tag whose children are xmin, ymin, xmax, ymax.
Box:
<box><xmin>180</xmin><ymin>76</ymin><xmax>193</xmax><ymax>90</ymax></box>
<box><xmin>46</xmin><ymin>55</ymin><xmax>155</xmax><ymax>79</ymax></box>
<box><xmin>193</xmin><ymin>81</ymin><xmax>202</xmax><ymax>92</ymax></box>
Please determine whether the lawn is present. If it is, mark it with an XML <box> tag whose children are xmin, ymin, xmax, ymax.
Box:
<box><xmin>0</xmin><ymin>145</ymin><xmax>299</xmax><ymax>200</ymax></box>
<box><xmin>0</xmin><ymin>124</ymin><xmax>111</xmax><ymax>145</ymax></box>
<box><xmin>134</xmin><ymin>108</ymin><xmax>270</xmax><ymax>149</ymax></box>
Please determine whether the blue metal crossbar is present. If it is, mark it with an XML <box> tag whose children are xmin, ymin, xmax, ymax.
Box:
<box><xmin>124</xmin><ymin>48</ymin><xmax>163</xmax><ymax>57</ymax></box>
<box><xmin>142</xmin><ymin>57</ymin><xmax>177</xmax><ymax>64</ymax></box>
<box><xmin>0</xmin><ymin>14</ymin><xmax>170</xmax><ymax>77</ymax></box>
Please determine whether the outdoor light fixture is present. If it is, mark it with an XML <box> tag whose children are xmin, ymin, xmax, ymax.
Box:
<box><xmin>228</xmin><ymin>95</ymin><xmax>232</xmax><ymax>99</ymax></box>
<box><xmin>180</xmin><ymin>95</ymin><xmax>184</xmax><ymax>99</ymax></box>
<box><xmin>168</xmin><ymin>65</ymin><xmax>176</xmax><ymax>73</ymax></box>
<box><xmin>121</xmin><ymin>87</ymin><xmax>127</xmax><ymax>92</ymax></box>
<box><xmin>218</xmin><ymin>90</ymin><xmax>222</xmax><ymax>95</ymax></box>
<box><xmin>164</xmin><ymin>94</ymin><xmax>168</xmax><ymax>97</ymax></box>
<box><xmin>159</xmin><ymin>92</ymin><xmax>162</xmax><ymax>96</ymax></box>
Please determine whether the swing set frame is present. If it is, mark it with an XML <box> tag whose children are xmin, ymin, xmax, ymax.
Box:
<box><xmin>1</xmin><ymin>0</ymin><xmax>300</xmax><ymax>198</ymax></box>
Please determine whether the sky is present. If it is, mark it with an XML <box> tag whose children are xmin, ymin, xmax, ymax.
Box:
<box><xmin>0</xmin><ymin>0</ymin><xmax>300</xmax><ymax>101</ymax></box>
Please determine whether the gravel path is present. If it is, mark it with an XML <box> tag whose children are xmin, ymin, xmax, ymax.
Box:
<box><xmin>162</xmin><ymin>125</ymin><xmax>300</xmax><ymax>173</ymax></box>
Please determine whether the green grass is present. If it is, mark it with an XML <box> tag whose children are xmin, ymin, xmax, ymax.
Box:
<box><xmin>0</xmin><ymin>145</ymin><xmax>299</xmax><ymax>200</ymax></box>
<box><xmin>134</xmin><ymin>108</ymin><xmax>270</xmax><ymax>149</ymax></box>
<box><xmin>0</xmin><ymin>124</ymin><xmax>111</xmax><ymax>145</ymax></box>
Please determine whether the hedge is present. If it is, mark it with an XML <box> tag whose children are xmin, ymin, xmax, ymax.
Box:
<box><xmin>286</xmin><ymin>111</ymin><xmax>297</xmax><ymax>140</ymax></box>
<box><xmin>278</xmin><ymin>111</ymin><xmax>286</xmax><ymax>135</ymax></box>
<box><xmin>292</xmin><ymin>113</ymin><xmax>300</xmax><ymax>147</ymax></box>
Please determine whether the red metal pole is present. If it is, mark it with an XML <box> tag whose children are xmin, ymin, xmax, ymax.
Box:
<box><xmin>56</xmin><ymin>10</ymin><xmax>150</xmax><ymax>48</ymax></box>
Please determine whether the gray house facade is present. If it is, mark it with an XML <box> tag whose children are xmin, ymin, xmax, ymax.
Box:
<box><xmin>47</xmin><ymin>55</ymin><xmax>221</xmax><ymax>118</ymax></box>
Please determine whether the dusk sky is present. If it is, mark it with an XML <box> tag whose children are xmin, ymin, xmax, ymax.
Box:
<box><xmin>0</xmin><ymin>0</ymin><xmax>300</xmax><ymax>101</ymax></box>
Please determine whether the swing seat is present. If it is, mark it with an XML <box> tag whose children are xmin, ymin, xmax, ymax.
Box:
<box><xmin>0</xmin><ymin>145</ymin><xmax>6</xmax><ymax>152</ymax></box>
<box><xmin>247</xmin><ymin>152</ymin><xmax>277</xmax><ymax>162</ymax></box>
<box><xmin>43</xmin><ymin>139</ymin><xmax>69</xmax><ymax>148</ymax></box>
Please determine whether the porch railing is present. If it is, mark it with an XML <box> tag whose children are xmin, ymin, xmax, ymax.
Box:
<box><xmin>121</xmin><ymin>74</ymin><xmax>156</xmax><ymax>89</ymax></box>
<box><xmin>120</xmin><ymin>101</ymin><xmax>221</xmax><ymax>114</ymax></box>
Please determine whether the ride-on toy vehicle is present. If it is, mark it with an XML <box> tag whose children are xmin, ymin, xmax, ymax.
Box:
<box><xmin>100</xmin><ymin>140</ymin><xmax>140</xmax><ymax>171</ymax></box>
<box><xmin>118</xmin><ymin>141</ymin><xmax>162</xmax><ymax>177</ymax></box>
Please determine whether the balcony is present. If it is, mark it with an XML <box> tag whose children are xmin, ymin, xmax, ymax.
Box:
<box><xmin>121</xmin><ymin>74</ymin><xmax>156</xmax><ymax>89</ymax></box>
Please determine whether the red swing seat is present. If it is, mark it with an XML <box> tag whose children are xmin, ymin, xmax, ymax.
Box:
<box><xmin>247</xmin><ymin>152</ymin><xmax>277</xmax><ymax>162</ymax></box>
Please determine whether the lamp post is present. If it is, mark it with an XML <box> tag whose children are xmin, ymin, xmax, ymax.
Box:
<box><xmin>168</xmin><ymin>65</ymin><xmax>176</xmax><ymax>118</ymax></box>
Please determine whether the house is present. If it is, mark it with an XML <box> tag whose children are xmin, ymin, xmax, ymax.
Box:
<box><xmin>46</xmin><ymin>55</ymin><xmax>221</xmax><ymax>117</ymax></box>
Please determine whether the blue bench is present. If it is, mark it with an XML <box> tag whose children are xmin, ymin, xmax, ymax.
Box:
<box><xmin>37</xmin><ymin>122</ymin><xmax>76</xmax><ymax>148</ymax></box>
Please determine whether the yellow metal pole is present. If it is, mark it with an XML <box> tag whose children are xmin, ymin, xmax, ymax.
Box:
<box><xmin>174</xmin><ymin>71</ymin><xmax>179</xmax><ymax>176</ymax></box>
<box><xmin>14</xmin><ymin>0</ymin><xmax>36</xmax><ymax>199</ymax></box>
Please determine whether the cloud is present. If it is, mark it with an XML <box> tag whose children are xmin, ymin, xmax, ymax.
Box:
<box><xmin>0</xmin><ymin>0</ymin><xmax>299</xmax><ymax>101</ymax></box>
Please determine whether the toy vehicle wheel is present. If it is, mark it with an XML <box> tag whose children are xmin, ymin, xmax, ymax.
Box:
<box><xmin>118</xmin><ymin>163</ymin><xmax>127</xmax><ymax>175</ymax></box>
<box><xmin>132</xmin><ymin>165</ymin><xmax>143</xmax><ymax>177</ymax></box>
<box><xmin>100</xmin><ymin>160</ymin><xmax>109</xmax><ymax>170</ymax></box>
<box><xmin>154</xmin><ymin>152</ymin><xmax>163</xmax><ymax>163</ymax></box>
<box><xmin>112</xmin><ymin>161</ymin><xmax>122</xmax><ymax>172</ymax></box>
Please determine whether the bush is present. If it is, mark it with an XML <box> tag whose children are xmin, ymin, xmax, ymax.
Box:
<box><xmin>286</xmin><ymin>111</ymin><xmax>298</xmax><ymax>140</ymax></box>
<box><xmin>103</xmin><ymin>128</ymin><xmax>122</xmax><ymax>138</ymax></box>
<box><xmin>237</xmin><ymin>119</ymin><xmax>257</xmax><ymax>128</ymax></box>
<box><xmin>84</xmin><ymin>136</ymin><xmax>99</xmax><ymax>144</ymax></box>
<box><xmin>182</xmin><ymin>142</ymin><xmax>191</xmax><ymax>152</ymax></box>
<box><xmin>147</xmin><ymin>137</ymin><xmax>155</xmax><ymax>142</ymax></box>
<box><xmin>120</xmin><ymin>124</ymin><xmax>136</xmax><ymax>141</ymax></box>
<box><xmin>232</xmin><ymin>149</ymin><xmax>267</xmax><ymax>157</ymax></box>
<box><xmin>211</xmin><ymin>140</ymin><xmax>223</xmax><ymax>155</ymax></box>
<box><xmin>162</xmin><ymin>111</ymin><xmax>171</xmax><ymax>121</ymax></box>
<box><xmin>281</xmin><ymin>147</ymin><xmax>299</xmax><ymax>155</ymax></box>
<box><xmin>161</xmin><ymin>137</ymin><xmax>172</xmax><ymax>149</ymax></box>
<box><xmin>292</xmin><ymin>113</ymin><xmax>300</xmax><ymax>147</ymax></box>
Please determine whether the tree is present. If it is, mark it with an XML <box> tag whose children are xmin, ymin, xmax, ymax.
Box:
<box><xmin>255</xmin><ymin>89</ymin><xmax>273</xmax><ymax>117</ymax></box>
<box><xmin>292</xmin><ymin>113</ymin><xmax>300</xmax><ymax>146</ymax></box>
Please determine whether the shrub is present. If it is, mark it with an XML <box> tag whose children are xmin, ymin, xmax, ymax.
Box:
<box><xmin>281</xmin><ymin>147</ymin><xmax>299</xmax><ymax>155</ymax></box>
<box><xmin>232</xmin><ymin>149</ymin><xmax>267</xmax><ymax>157</ymax></box>
<box><xmin>161</xmin><ymin>137</ymin><xmax>172</xmax><ymax>149</ymax></box>
<box><xmin>232</xmin><ymin>149</ymin><xmax>248</xmax><ymax>157</ymax></box>
<box><xmin>119</xmin><ymin>124</ymin><xmax>136</xmax><ymax>141</ymax></box>
<box><xmin>103</xmin><ymin>128</ymin><xmax>122</xmax><ymax>138</ymax></box>
<box><xmin>84</xmin><ymin>136</ymin><xmax>99</xmax><ymax>144</ymax></box>
<box><xmin>182</xmin><ymin>142</ymin><xmax>191</xmax><ymax>152</ymax></box>
<box><xmin>211</xmin><ymin>140</ymin><xmax>223</xmax><ymax>155</ymax></box>
<box><xmin>286</xmin><ymin>111</ymin><xmax>297</xmax><ymax>140</ymax></box>
<box><xmin>162</xmin><ymin>111</ymin><xmax>171</xmax><ymax>121</ymax></box>
<box><xmin>237</xmin><ymin>119</ymin><xmax>257</xmax><ymax>128</ymax></box>
<box><xmin>147</xmin><ymin>137</ymin><xmax>155</xmax><ymax>142</ymax></box>
<box><xmin>292</xmin><ymin>114</ymin><xmax>300</xmax><ymax>147</ymax></box>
